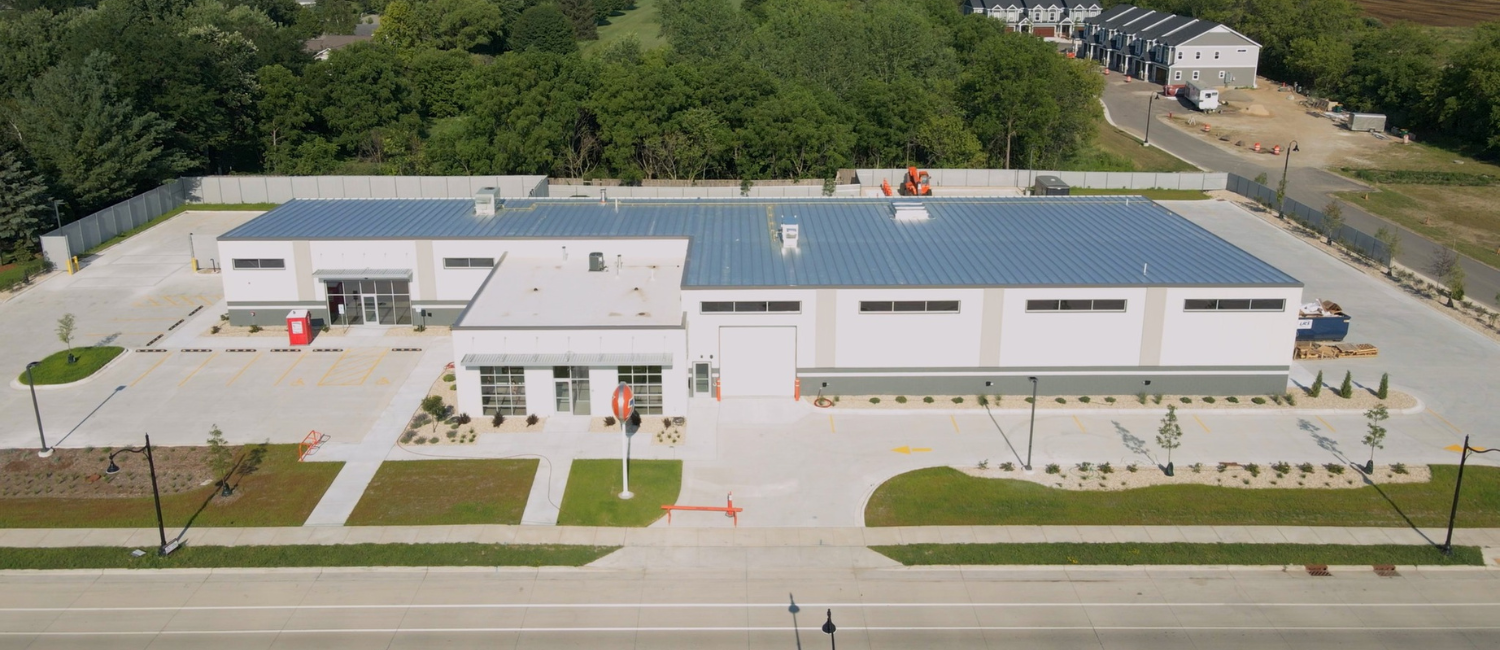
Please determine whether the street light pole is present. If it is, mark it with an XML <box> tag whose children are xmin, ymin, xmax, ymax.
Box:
<box><xmin>25</xmin><ymin>362</ymin><xmax>51</xmax><ymax>458</ymax></box>
<box><xmin>1441</xmin><ymin>435</ymin><xmax>1499</xmax><ymax>556</ymax></box>
<box><xmin>1278</xmin><ymin>140</ymin><xmax>1300</xmax><ymax>218</ymax></box>
<box><xmin>1025</xmin><ymin>376</ymin><xmax>1038</xmax><ymax>471</ymax></box>
<box><xmin>107</xmin><ymin>434</ymin><xmax>170</xmax><ymax>555</ymax></box>
<box><xmin>51</xmin><ymin>200</ymin><xmax>62</xmax><ymax>229</ymax></box>
<box><xmin>1143</xmin><ymin>93</ymin><xmax>1157</xmax><ymax>146</ymax></box>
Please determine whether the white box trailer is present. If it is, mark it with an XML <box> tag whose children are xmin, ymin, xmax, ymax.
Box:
<box><xmin>1185</xmin><ymin>80</ymin><xmax>1220</xmax><ymax>112</ymax></box>
<box><xmin>1347</xmin><ymin>113</ymin><xmax>1387</xmax><ymax>132</ymax></box>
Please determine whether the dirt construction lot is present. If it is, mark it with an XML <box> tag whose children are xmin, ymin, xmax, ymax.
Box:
<box><xmin>1160</xmin><ymin>77</ymin><xmax>1405</xmax><ymax>170</ymax></box>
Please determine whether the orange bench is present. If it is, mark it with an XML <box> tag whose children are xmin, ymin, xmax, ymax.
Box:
<box><xmin>662</xmin><ymin>493</ymin><xmax>743</xmax><ymax>526</ymax></box>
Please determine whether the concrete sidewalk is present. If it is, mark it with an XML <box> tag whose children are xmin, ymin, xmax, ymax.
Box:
<box><xmin>3</xmin><ymin>524</ymin><xmax>1498</xmax><ymax>549</ymax></box>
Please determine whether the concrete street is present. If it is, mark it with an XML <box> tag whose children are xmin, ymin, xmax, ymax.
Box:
<box><xmin>1100</xmin><ymin>77</ymin><xmax>1500</xmax><ymax>311</ymax></box>
<box><xmin>1</xmin><ymin>563</ymin><xmax>1497</xmax><ymax>649</ymax></box>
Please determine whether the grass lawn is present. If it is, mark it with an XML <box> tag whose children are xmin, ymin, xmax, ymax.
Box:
<box><xmin>1095</xmin><ymin>120</ymin><xmax>1199</xmax><ymax>172</ymax></box>
<box><xmin>557</xmin><ymin>459</ymin><xmax>681</xmax><ymax>527</ymax></box>
<box><xmin>1335</xmin><ymin>185</ymin><xmax>1500</xmax><ymax>271</ymax></box>
<box><xmin>87</xmin><ymin>203</ymin><xmax>280</xmax><ymax>256</ymax></box>
<box><xmin>1070</xmin><ymin>188</ymin><xmax>1211</xmax><ymax>200</ymax></box>
<box><xmin>16</xmin><ymin>346</ymin><xmax>124</xmax><ymax>385</ymax></box>
<box><xmin>346</xmin><ymin>459</ymin><xmax>538</xmax><ymax>526</ymax></box>
<box><xmin>865</xmin><ymin>465</ymin><xmax>1500</xmax><ymax>528</ymax></box>
<box><xmin>583</xmin><ymin>0</ymin><xmax>666</xmax><ymax>55</ymax></box>
<box><xmin>875</xmin><ymin>543</ymin><xmax>1483</xmax><ymax>566</ymax></box>
<box><xmin>0</xmin><ymin>544</ymin><xmax>616</xmax><ymax>570</ymax></box>
<box><xmin>0</xmin><ymin>445</ymin><xmax>342</xmax><ymax>528</ymax></box>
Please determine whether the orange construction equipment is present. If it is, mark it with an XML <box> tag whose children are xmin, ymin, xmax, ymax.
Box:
<box><xmin>298</xmin><ymin>430</ymin><xmax>328</xmax><ymax>461</ymax></box>
<box><xmin>901</xmin><ymin>166</ymin><xmax>932</xmax><ymax>196</ymax></box>
<box><xmin>880</xmin><ymin>179</ymin><xmax>893</xmax><ymax>196</ymax></box>
<box><xmin>662</xmin><ymin>492</ymin><xmax>744</xmax><ymax>526</ymax></box>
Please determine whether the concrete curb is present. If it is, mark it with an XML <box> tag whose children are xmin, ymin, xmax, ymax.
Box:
<box><xmin>8</xmin><ymin>348</ymin><xmax>132</xmax><ymax>392</ymax></box>
<box><xmin>816</xmin><ymin>397</ymin><xmax>1426</xmax><ymax>418</ymax></box>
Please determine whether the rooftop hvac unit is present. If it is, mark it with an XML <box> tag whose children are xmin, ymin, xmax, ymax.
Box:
<box><xmin>474</xmin><ymin>187</ymin><xmax>498</xmax><ymax>216</ymax></box>
<box><xmin>589</xmin><ymin>252</ymin><xmax>606</xmax><ymax>272</ymax></box>
<box><xmin>890</xmin><ymin>201</ymin><xmax>930</xmax><ymax>221</ymax></box>
<box><xmin>780</xmin><ymin>216</ymin><xmax>799</xmax><ymax>250</ymax></box>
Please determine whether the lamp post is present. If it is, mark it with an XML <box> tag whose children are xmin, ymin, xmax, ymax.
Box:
<box><xmin>25</xmin><ymin>362</ymin><xmax>51</xmax><ymax>458</ymax></box>
<box><xmin>1025</xmin><ymin>376</ymin><xmax>1038</xmax><ymax>471</ymax></box>
<box><xmin>821</xmin><ymin>609</ymin><xmax>837</xmax><ymax>650</ymax></box>
<box><xmin>51</xmin><ymin>200</ymin><xmax>63</xmax><ymax>229</ymax></box>
<box><xmin>106</xmin><ymin>434</ymin><xmax>170</xmax><ymax>555</ymax></box>
<box><xmin>1143</xmin><ymin>93</ymin><xmax>1158</xmax><ymax>146</ymax></box>
<box><xmin>1441</xmin><ymin>435</ymin><xmax>1500</xmax><ymax>556</ymax></box>
<box><xmin>1277</xmin><ymin>140</ymin><xmax>1300</xmax><ymax>217</ymax></box>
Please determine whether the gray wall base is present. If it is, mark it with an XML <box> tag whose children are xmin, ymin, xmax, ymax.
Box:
<box><xmin>799</xmin><ymin>372</ymin><xmax>1287</xmax><ymax>398</ymax></box>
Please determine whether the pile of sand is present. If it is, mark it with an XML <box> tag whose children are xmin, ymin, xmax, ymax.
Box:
<box><xmin>1245</xmin><ymin>104</ymin><xmax>1271</xmax><ymax>117</ymax></box>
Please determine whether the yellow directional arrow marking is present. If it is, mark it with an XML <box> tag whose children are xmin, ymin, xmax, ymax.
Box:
<box><xmin>1445</xmin><ymin>444</ymin><xmax>1490</xmax><ymax>453</ymax></box>
<box><xmin>291</xmin><ymin>378</ymin><xmax>305</xmax><ymax>386</ymax></box>
<box><xmin>376</xmin><ymin>377</ymin><xmax>390</xmax><ymax>385</ymax></box>
<box><xmin>892</xmin><ymin>446</ymin><xmax>933</xmax><ymax>455</ymax></box>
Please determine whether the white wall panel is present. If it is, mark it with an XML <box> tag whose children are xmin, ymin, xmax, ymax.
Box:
<box><xmin>220</xmin><ymin>241</ymin><xmax>299</xmax><ymax>303</ymax></box>
<box><xmin>997</xmin><ymin>288</ymin><xmax>1147</xmax><ymax>367</ymax></box>
<box><xmin>833</xmin><ymin>288</ymin><xmax>984</xmax><ymax>368</ymax></box>
<box><xmin>1158</xmin><ymin>287</ymin><xmax>1303</xmax><ymax>367</ymax></box>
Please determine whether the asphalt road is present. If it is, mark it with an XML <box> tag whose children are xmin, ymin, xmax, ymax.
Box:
<box><xmin>1101</xmin><ymin>79</ymin><xmax>1500</xmax><ymax>311</ymax></box>
<box><xmin>3</xmin><ymin>562</ymin><xmax>1498</xmax><ymax>649</ymax></box>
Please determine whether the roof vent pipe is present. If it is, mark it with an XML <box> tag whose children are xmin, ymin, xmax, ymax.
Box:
<box><xmin>562</xmin><ymin>245</ymin><xmax>567</xmax><ymax>261</ymax></box>
<box><xmin>616</xmin><ymin>254</ymin><xmax>622</xmax><ymax>276</ymax></box>
<box><xmin>600</xmin><ymin>189</ymin><xmax>608</xmax><ymax>204</ymax></box>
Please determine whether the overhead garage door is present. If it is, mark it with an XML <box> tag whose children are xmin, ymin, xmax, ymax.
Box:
<box><xmin>719</xmin><ymin>327</ymin><xmax>796</xmax><ymax>397</ymax></box>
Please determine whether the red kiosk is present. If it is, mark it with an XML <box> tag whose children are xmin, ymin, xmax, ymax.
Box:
<box><xmin>286</xmin><ymin>309</ymin><xmax>311</xmax><ymax>346</ymax></box>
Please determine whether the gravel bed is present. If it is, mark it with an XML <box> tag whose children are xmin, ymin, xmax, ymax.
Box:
<box><xmin>810</xmin><ymin>389</ymin><xmax>1414</xmax><ymax>412</ymax></box>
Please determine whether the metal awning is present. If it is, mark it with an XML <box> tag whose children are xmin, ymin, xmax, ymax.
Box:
<box><xmin>312</xmin><ymin>268</ymin><xmax>413</xmax><ymax>281</ymax></box>
<box><xmin>461</xmin><ymin>352</ymin><xmax>673</xmax><ymax>367</ymax></box>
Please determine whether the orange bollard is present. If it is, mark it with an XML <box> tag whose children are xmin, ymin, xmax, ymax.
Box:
<box><xmin>1253</xmin><ymin>142</ymin><xmax>1261</xmax><ymax>152</ymax></box>
<box><xmin>1272</xmin><ymin>144</ymin><xmax>1282</xmax><ymax>155</ymax></box>
<box><xmin>1202</xmin><ymin>124</ymin><xmax>1211</xmax><ymax>132</ymax></box>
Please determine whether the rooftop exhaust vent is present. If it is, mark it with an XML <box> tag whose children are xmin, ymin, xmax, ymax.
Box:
<box><xmin>891</xmin><ymin>201</ymin><xmax>930</xmax><ymax>221</ymax></box>
<box><xmin>474</xmin><ymin>187</ymin><xmax>498</xmax><ymax>217</ymax></box>
<box><xmin>589</xmin><ymin>252</ymin><xmax>606</xmax><ymax>272</ymax></box>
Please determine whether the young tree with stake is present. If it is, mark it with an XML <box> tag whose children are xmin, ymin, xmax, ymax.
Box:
<box><xmin>207</xmin><ymin>424</ymin><xmax>234</xmax><ymax>495</ymax></box>
<box><xmin>1157</xmin><ymin>404</ymin><xmax>1182</xmax><ymax>476</ymax></box>
<box><xmin>421</xmin><ymin>395</ymin><xmax>446</xmax><ymax>432</ymax></box>
<box><xmin>1310</xmin><ymin>370</ymin><xmax>1324</xmax><ymax>398</ymax></box>
<box><xmin>56</xmin><ymin>313</ymin><xmax>76</xmax><ymax>364</ymax></box>
<box><xmin>1339</xmin><ymin>371</ymin><xmax>1353</xmax><ymax>399</ymax></box>
<box><xmin>1363</xmin><ymin>404</ymin><xmax>1388</xmax><ymax>474</ymax></box>
<box><xmin>1377</xmin><ymin>373</ymin><xmax>1389</xmax><ymax>400</ymax></box>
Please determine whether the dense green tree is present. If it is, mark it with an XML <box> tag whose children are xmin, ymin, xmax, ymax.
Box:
<box><xmin>376</xmin><ymin>0</ymin><xmax>512</xmax><ymax>52</ymax></box>
<box><xmin>915</xmin><ymin>113</ymin><xmax>985</xmax><ymax>168</ymax></box>
<box><xmin>0</xmin><ymin>8</ymin><xmax>73</xmax><ymax>100</ymax></box>
<box><xmin>1435</xmin><ymin>24</ymin><xmax>1500</xmax><ymax>156</ymax></box>
<box><xmin>9</xmin><ymin>51</ymin><xmax>190</xmax><ymax>213</ymax></box>
<box><xmin>1287</xmin><ymin>34</ymin><xmax>1353</xmax><ymax>95</ymax></box>
<box><xmin>0</xmin><ymin>149</ymin><xmax>52</xmax><ymax>256</ymax></box>
<box><xmin>404</xmin><ymin>48</ymin><xmax>476</xmax><ymax>119</ymax></box>
<box><xmin>305</xmin><ymin>42</ymin><xmax>416</xmax><ymax>156</ymax></box>
<box><xmin>737</xmin><ymin>87</ymin><xmax>854</xmax><ymax>179</ymax></box>
<box><xmin>253</xmin><ymin>64</ymin><xmax>313</xmax><ymax>173</ymax></box>
<box><xmin>1341</xmin><ymin>22</ymin><xmax>1443</xmax><ymax>127</ymax></box>
<box><xmin>960</xmin><ymin>32</ymin><xmax>1101</xmax><ymax>168</ymax></box>
<box><xmin>659</xmin><ymin>0</ymin><xmax>745</xmax><ymax>60</ymax></box>
<box><xmin>558</xmin><ymin>0</ymin><xmax>596</xmax><ymax>40</ymax></box>
<box><xmin>510</xmin><ymin>3</ymin><xmax>576</xmax><ymax>54</ymax></box>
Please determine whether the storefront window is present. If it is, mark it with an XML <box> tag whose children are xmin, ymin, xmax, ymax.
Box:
<box><xmin>324</xmin><ymin>279</ymin><xmax>410</xmax><ymax>325</ymax></box>
<box><xmin>480</xmin><ymin>366</ymin><xmax>527</xmax><ymax>415</ymax></box>
<box><xmin>618</xmin><ymin>365</ymin><xmax>663</xmax><ymax>415</ymax></box>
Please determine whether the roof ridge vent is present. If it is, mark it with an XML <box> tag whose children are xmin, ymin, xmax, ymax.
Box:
<box><xmin>890</xmin><ymin>201</ymin><xmax>930</xmax><ymax>221</ymax></box>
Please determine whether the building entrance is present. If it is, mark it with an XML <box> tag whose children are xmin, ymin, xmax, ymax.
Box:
<box><xmin>553</xmin><ymin>366</ymin><xmax>591</xmax><ymax>415</ymax></box>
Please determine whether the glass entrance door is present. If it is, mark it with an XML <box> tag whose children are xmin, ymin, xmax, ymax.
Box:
<box><xmin>553</xmin><ymin>367</ymin><xmax>591</xmax><ymax>415</ymax></box>
<box><xmin>361</xmin><ymin>295</ymin><xmax>378</xmax><ymax>323</ymax></box>
<box><xmin>693</xmin><ymin>362</ymin><xmax>712</xmax><ymax>395</ymax></box>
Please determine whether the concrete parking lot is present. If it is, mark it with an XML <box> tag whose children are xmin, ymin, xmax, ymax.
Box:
<box><xmin>0</xmin><ymin>211</ymin><xmax>430</xmax><ymax>448</ymax></box>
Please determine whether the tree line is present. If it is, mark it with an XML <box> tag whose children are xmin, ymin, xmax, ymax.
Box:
<box><xmin>1113</xmin><ymin>0</ymin><xmax>1500</xmax><ymax>157</ymax></box>
<box><xmin>1</xmin><ymin>0</ymin><xmax>1109</xmax><ymax>262</ymax></box>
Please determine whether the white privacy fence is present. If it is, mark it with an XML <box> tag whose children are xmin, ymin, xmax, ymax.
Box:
<box><xmin>852</xmin><ymin>169</ymin><xmax>1227</xmax><ymax>191</ymax></box>
<box><xmin>193</xmin><ymin>175</ymin><xmax>548</xmax><ymax>203</ymax></box>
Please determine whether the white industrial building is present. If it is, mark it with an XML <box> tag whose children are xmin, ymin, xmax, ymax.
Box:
<box><xmin>216</xmin><ymin>195</ymin><xmax>1303</xmax><ymax>418</ymax></box>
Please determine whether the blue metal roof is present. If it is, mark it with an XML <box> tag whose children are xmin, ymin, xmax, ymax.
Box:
<box><xmin>219</xmin><ymin>197</ymin><xmax>1300</xmax><ymax>288</ymax></box>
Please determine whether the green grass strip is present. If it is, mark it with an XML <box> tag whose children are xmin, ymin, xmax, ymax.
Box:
<box><xmin>0</xmin><ymin>544</ymin><xmax>617</xmax><ymax>570</ymax></box>
<box><xmin>16</xmin><ymin>346</ymin><xmax>124</xmax><ymax>385</ymax></box>
<box><xmin>874</xmin><ymin>543</ymin><xmax>1484</xmax><ymax>566</ymax></box>
<box><xmin>865</xmin><ymin>466</ymin><xmax>1500</xmax><ymax>528</ymax></box>
<box><xmin>85</xmin><ymin>203</ymin><xmax>280</xmax><ymax>255</ymax></box>
<box><xmin>557</xmin><ymin>459</ymin><xmax>682</xmax><ymax>527</ymax></box>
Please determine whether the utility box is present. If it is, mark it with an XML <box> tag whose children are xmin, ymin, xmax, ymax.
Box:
<box><xmin>1347</xmin><ymin>113</ymin><xmax>1386</xmax><ymax>132</ymax></box>
<box><xmin>1034</xmin><ymin>175</ymin><xmax>1071</xmax><ymax>196</ymax></box>
<box><xmin>588</xmin><ymin>252</ymin><xmax>606</xmax><ymax>272</ymax></box>
<box><xmin>286</xmin><ymin>309</ymin><xmax>311</xmax><ymax>346</ymax></box>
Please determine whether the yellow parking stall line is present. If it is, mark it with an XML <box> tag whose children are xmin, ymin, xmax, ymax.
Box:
<box><xmin>226</xmin><ymin>352</ymin><xmax>262</xmax><ymax>386</ymax></box>
<box><xmin>1427</xmin><ymin>408</ymin><xmax>1462</xmax><ymax>433</ymax></box>
<box><xmin>354</xmin><ymin>349</ymin><xmax>388</xmax><ymax>385</ymax></box>
<box><xmin>950</xmin><ymin>415</ymin><xmax>960</xmax><ymax>433</ymax></box>
<box><xmin>1072</xmin><ymin>415</ymin><xmax>1086</xmax><ymax>432</ymax></box>
<box><xmin>829</xmin><ymin>415</ymin><xmax>835</xmax><ymax>434</ymax></box>
<box><xmin>1193</xmin><ymin>414</ymin><xmax>1211</xmax><ymax>433</ymax></box>
<box><xmin>85</xmin><ymin>332</ymin><xmax>160</xmax><ymax>337</ymax></box>
<box><xmin>111</xmin><ymin>317</ymin><xmax>180</xmax><ymax>322</ymax></box>
<box><xmin>274</xmin><ymin>353</ymin><xmax>307</xmax><ymax>386</ymax></box>
<box><xmin>178</xmin><ymin>294</ymin><xmax>199</xmax><ymax>305</ymax></box>
<box><xmin>197</xmin><ymin>294</ymin><xmax>217</xmax><ymax>305</ymax></box>
<box><xmin>1315</xmin><ymin>415</ymin><xmax>1336</xmax><ymax>432</ymax></box>
<box><xmin>130</xmin><ymin>353</ymin><xmax>172</xmax><ymax>387</ymax></box>
<box><xmin>316</xmin><ymin>349</ymin><xmax>352</xmax><ymax>386</ymax></box>
<box><xmin>159</xmin><ymin>295</ymin><xmax>181</xmax><ymax>306</ymax></box>
<box><xmin>179</xmin><ymin>352</ymin><xmax>219</xmax><ymax>387</ymax></box>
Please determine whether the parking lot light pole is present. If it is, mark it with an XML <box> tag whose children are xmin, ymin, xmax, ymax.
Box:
<box><xmin>821</xmin><ymin>609</ymin><xmax>837</xmax><ymax>650</ymax></box>
<box><xmin>51</xmin><ymin>200</ymin><xmax>63</xmax><ymax>229</ymax></box>
<box><xmin>106</xmin><ymin>434</ymin><xmax>169</xmax><ymax>555</ymax></box>
<box><xmin>25</xmin><ymin>362</ymin><xmax>51</xmax><ymax>458</ymax></box>
<box><xmin>1025</xmin><ymin>376</ymin><xmax>1038</xmax><ymax>471</ymax></box>
<box><xmin>1278</xmin><ymin>140</ymin><xmax>1300</xmax><ymax>217</ymax></box>
<box><xmin>1143</xmin><ymin>93</ymin><xmax>1158</xmax><ymax>146</ymax></box>
<box><xmin>1441</xmin><ymin>435</ymin><xmax>1499</xmax><ymax>556</ymax></box>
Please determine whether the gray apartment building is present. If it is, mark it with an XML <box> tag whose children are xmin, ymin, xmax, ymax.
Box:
<box><xmin>963</xmin><ymin>1</ymin><xmax>1103</xmax><ymax>38</ymax></box>
<box><xmin>1076</xmin><ymin>4</ymin><xmax>1260</xmax><ymax>89</ymax></box>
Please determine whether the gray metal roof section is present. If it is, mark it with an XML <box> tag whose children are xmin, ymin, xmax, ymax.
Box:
<box><xmin>1160</xmin><ymin>20</ymin><xmax>1225</xmax><ymax>46</ymax></box>
<box><xmin>1136</xmin><ymin>15</ymin><xmax>1198</xmax><ymax>41</ymax></box>
<box><xmin>311</xmin><ymin>268</ymin><xmax>413</xmax><ymax>280</ymax></box>
<box><xmin>220</xmin><ymin>197</ymin><xmax>1301</xmax><ymax>288</ymax></box>
<box><xmin>461</xmin><ymin>352</ymin><xmax>674</xmax><ymax>367</ymax></box>
<box><xmin>1084</xmin><ymin>3</ymin><xmax>1134</xmax><ymax>25</ymax></box>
